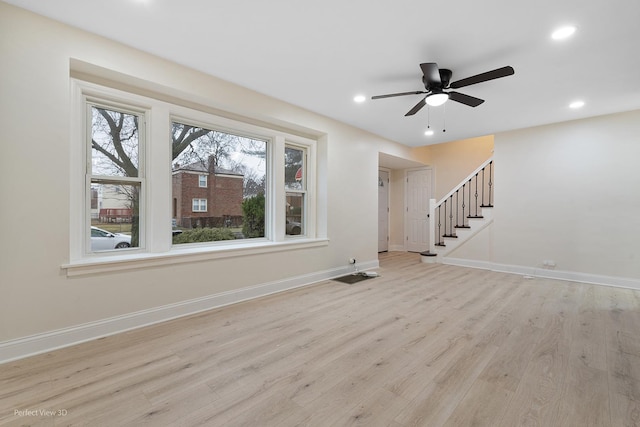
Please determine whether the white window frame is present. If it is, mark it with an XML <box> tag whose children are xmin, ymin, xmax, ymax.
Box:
<box><xmin>82</xmin><ymin>97</ymin><xmax>148</xmax><ymax>256</ymax></box>
<box><xmin>198</xmin><ymin>174</ymin><xmax>207</xmax><ymax>188</ymax></box>
<box><xmin>67</xmin><ymin>78</ymin><xmax>325</xmax><ymax>276</ymax></box>
<box><xmin>285</xmin><ymin>143</ymin><xmax>308</xmax><ymax>237</ymax></box>
<box><xmin>192</xmin><ymin>198</ymin><xmax>207</xmax><ymax>212</ymax></box>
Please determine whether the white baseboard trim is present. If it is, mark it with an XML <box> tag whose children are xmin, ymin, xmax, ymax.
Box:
<box><xmin>442</xmin><ymin>257</ymin><xmax>640</xmax><ymax>290</ymax></box>
<box><xmin>0</xmin><ymin>259</ymin><xmax>379</xmax><ymax>365</ymax></box>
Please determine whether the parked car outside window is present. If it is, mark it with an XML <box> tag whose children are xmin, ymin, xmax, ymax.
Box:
<box><xmin>286</xmin><ymin>220</ymin><xmax>302</xmax><ymax>235</ymax></box>
<box><xmin>90</xmin><ymin>226</ymin><xmax>131</xmax><ymax>251</ymax></box>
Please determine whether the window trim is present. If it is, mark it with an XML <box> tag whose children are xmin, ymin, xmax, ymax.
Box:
<box><xmin>285</xmin><ymin>143</ymin><xmax>308</xmax><ymax>237</ymax></box>
<box><xmin>82</xmin><ymin>95</ymin><xmax>149</xmax><ymax>256</ymax></box>
<box><xmin>67</xmin><ymin>78</ymin><xmax>320</xmax><ymax>273</ymax></box>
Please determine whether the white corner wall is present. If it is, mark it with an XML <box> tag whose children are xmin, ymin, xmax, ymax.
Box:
<box><xmin>446</xmin><ymin>109</ymin><xmax>640</xmax><ymax>286</ymax></box>
<box><xmin>0</xmin><ymin>3</ymin><xmax>419</xmax><ymax>360</ymax></box>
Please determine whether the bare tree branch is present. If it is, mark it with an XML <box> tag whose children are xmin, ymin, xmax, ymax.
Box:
<box><xmin>91</xmin><ymin>139</ymin><xmax>125</xmax><ymax>174</ymax></box>
<box><xmin>172</xmin><ymin>126</ymin><xmax>210</xmax><ymax>160</ymax></box>
<box><xmin>96</xmin><ymin>108</ymin><xmax>138</xmax><ymax>177</ymax></box>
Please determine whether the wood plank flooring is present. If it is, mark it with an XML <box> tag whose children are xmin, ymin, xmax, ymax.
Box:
<box><xmin>2</xmin><ymin>252</ymin><xmax>640</xmax><ymax>426</ymax></box>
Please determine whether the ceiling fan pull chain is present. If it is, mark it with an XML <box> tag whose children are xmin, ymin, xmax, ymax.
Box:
<box><xmin>443</xmin><ymin>103</ymin><xmax>447</xmax><ymax>133</ymax></box>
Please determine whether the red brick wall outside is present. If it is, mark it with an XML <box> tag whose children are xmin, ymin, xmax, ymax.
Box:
<box><xmin>172</xmin><ymin>171</ymin><xmax>244</xmax><ymax>227</ymax></box>
<box><xmin>212</xmin><ymin>175</ymin><xmax>244</xmax><ymax>217</ymax></box>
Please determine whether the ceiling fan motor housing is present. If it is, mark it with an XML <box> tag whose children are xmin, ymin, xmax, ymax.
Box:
<box><xmin>438</xmin><ymin>69</ymin><xmax>452</xmax><ymax>88</ymax></box>
<box><xmin>422</xmin><ymin>68</ymin><xmax>452</xmax><ymax>90</ymax></box>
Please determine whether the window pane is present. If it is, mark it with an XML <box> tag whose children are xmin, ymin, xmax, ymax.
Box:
<box><xmin>91</xmin><ymin>106</ymin><xmax>139</xmax><ymax>177</ymax></box>
<box><xmin>90</xmin><ymin>181</ymin><xmax>140</xmax><ymax>251</ymax></box>
<box><xmin>286</xmin><ymin>192</ymin><xmax>304</xmax><ymax>235</ymax></box>
<box><xmin>285</xmin><ymin>146</ymin><xmax>304</xmax><ymax>190</ymax></box>
<box><xmin>171</xmin><ymin>122</ymin><xmax>267</xmax><ymax>244</ymax></box>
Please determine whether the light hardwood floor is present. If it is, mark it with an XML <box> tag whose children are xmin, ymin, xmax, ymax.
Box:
<box><xmin>2</xmin><ymin>252</ymin><xmax>640</xmax><ymax>426</ymax></box>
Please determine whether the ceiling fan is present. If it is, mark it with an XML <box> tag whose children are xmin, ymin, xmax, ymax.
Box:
<box><xmin>371</xmin><ymin>63</ymin><xmax>515</xmax><ymax>116</ymax></box>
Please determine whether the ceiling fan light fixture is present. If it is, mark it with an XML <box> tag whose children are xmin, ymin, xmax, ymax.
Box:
<box><xmin>425</xmin><ymin>92</ymin><xmax>449</xmax><ymax>107</ymax></box>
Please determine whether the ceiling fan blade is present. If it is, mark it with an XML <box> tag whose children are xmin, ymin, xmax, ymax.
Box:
<box><xmin>371</xmin><ymin>90</ymin><xmax>426</xmax><ymax>100</ymax></box>
<box><xmin>448</xmin><ymin>91</ymin><xmax>485</xmax><ymax>107</ymax></box>
<box><xmin>449</xmin><ymin>66</ymin><xmax>514</xmax><ymax>89</ymax></box>
<box><xmin>420</xmin><ymin>63</ymin><xmax>441</xmax><ymax>87</ymax></box>
<box><xmin>405</xmin><ymin>98</ymin><xmax>427</xmax><ymax>116</ymax></box>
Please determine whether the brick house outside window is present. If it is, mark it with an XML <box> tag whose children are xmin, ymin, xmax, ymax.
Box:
<box><xmin>172</xmin><ymin>160</ymin><xmax>244</xmax><ymax>229</ymax></box>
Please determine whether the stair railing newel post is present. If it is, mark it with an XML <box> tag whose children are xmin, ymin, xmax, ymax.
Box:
<box><xmin>428</xmin><ymin>198</ymin><xmax>436</xmax><ymax>253</ymax></box>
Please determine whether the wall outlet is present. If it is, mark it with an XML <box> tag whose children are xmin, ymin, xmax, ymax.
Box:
<box><xmin>349</xmin><ymin>258</ymin><xmax>356</xmax><ymax>264</ymax></box>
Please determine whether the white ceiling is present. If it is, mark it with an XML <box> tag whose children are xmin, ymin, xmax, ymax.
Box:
<box><xmin>6</xmin><ymin>0</ymin><xmax>640</xmax><ymax>147</ymax></box>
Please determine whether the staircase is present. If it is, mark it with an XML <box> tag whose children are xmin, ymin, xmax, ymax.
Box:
<box><xmin>421</xmin><ymin>158</ymin><xmax>494</xmax><ymax>263</ymax></box>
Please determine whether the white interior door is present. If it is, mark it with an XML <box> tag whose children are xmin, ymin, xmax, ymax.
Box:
<box><xmin>406</xmin><ymin>168</ymin><xmax>432</xmax><ymax>252</ymax></box>
<box><xmin>378</xmin><ymin>170</ymin><xmax>389</xmax><ymax>252</ymax></box>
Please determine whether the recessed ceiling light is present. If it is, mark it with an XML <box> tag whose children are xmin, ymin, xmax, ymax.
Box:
<box><xmin>552</xmin><ymin>25</ymin><xmax>576</xmax><ymax>40</ymax></box>
<box><xmin>424</xmin><ymin>129</ymin><xmax>434</xmax><ymax>136</ymax></box>
<box><xmin>353</xmin><ymin>95</ymin><xmax>366</xmax><ymax>103</ymax></box>
<box><xmin>569</xmin><ymin>100</ymin><xmax>585</xmax><ymax>109</ymax></box>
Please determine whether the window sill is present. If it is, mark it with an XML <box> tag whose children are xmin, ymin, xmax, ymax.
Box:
<box><xmin>62</xmin><ymin>238</ymin><xmax>329</xmax><ymax>277</ymax></box>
